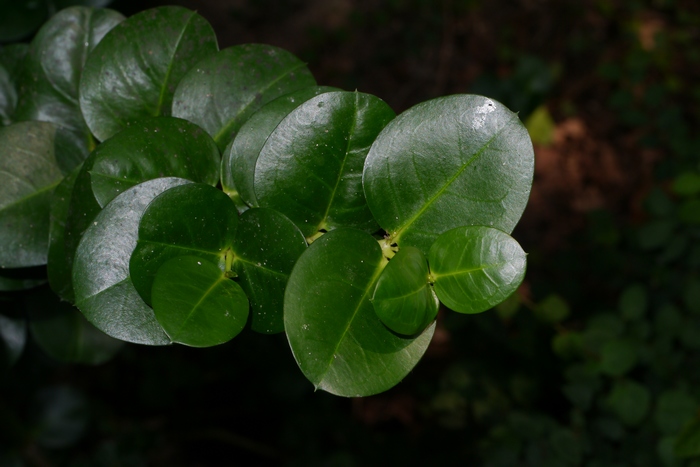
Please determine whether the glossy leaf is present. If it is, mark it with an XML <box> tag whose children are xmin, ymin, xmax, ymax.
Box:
<box><xmin>152</xmin><ymin>256</ymin><xmax>248</xmax><ymax>347</ymax></box>
<box><xmin>364</xmin><ymin>94</ymin><xmax>534</xmax><ymax>253</ymax></box>
<box><xmin>223</xmin><ymin>86</ymin><xmax>339</xmax><ymax>207</ymax></box>
<box><xmin>255</xmin><ymin>91</ymin><xmax>394</xmax><ymax>238</ymax></box>
<box><xmin>130</xmin><ymin>183</ymin><xmax>238</xmax><ymax>305</ymax></box>
<box><xmin>429</xmin><ymin>226</ymin><xmax>526</xmax><ymax>314</ymax></box>
<box><xmin>172</xmin><ymin>44</ymin><xmax>316</xmax><ymax>150</ymax></box>
<box><xmin>0</xmin><ymin>121</ymin><xmax>61</xmax><ymax>268</ymax></box>
<box><xmin>88</xmin><ymin>117</ymin><xmax>220</xmax><ymax>208</ymax></box>
<box><xmin>73</xmin><ymin>178</ymin><xmax>191</xmax><ymax>345</ymax></box>
<box><xmin>285</xmin><ymin>228</ymin><xmax>435</xmax><ymax>397</ymax></box>
<box><xmin>231</xmin><ymin>208</ymin><xmax>307</xmax><ymax>334</ymax></box>
<box><xmin>26</xmin><ymin>286</ymin><xmax>123</xmax><ymax>364</ymax></box>
<box><xmin>371</xmin><ymin>246</ymin><xmax>439</xmax><ymax>335</ymax></box>
<box><xmin>15</xmin><ymin>6</ymin><xmax>124</xmax><ymax>172</ymax></box>
<box><xmin>79</xmin><ymin>6</ymin><xmax>218</xmax><ymax>141</ymax></box>
<box><xmin>0</xmin><ymin>44</ymin><xmax>28</xmax><ymax>125</ymax></box>
<box><xmin>47</xmin><ymin>165</ymin><xmax>80</xmax><ymax>301</ymax></box>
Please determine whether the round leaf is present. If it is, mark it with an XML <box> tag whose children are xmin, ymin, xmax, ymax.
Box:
<box><xmin>255</xmin><ymin>91</ymin><xmax>394</xmax><ymax>238</ymax></box>
<box><xmin>130</xmin><ymin>183</ymin><xmax>238</xmax><ymax>305</ymax></box>
<box><xmin>285</xmin><ymin>228</ymin><xmax>435</xmax><ymax>397</ymax></box>
<box><xmin>231</xmin><ymin>208</ymin><xmax>308</xmax><ymax>334</ymax></box>
<box><xmin>222</xmin><ymin>85</ymin><xmax>339</xmax><ymax>207</ymax></box>
<box><xmin>88</xmin><ymin>117</ymin><xmax>220</xmax><ymax>208</ymax></box>
<box><xmin>72</xmin><ymin>177</ymin><xmax>191</xmax><ymax>345</ymax></box>
<box><xmin>79</xmin><ymin>6</ymin><xmax>218</xmax><ymax>141</ymax></box>
<box><xmin>605</xmin><ymin>380</ymin><xmax>651</xmax><ymax>427</ymax></box>
<box><xmin>0</xmin><ymin>121</ymin><xmax>62</xmax><ymax>268</ymax></box>
<box><xmin>152</xmin><ymin>256</ymin><xmax>249</xmax><ymax>347</ymax></box>
<box><xmin>364</xmin><ymin>94</ymin><xmax>534</xmax><ymax>253</ymax></box>
<box><xmin>26</xmin><ymin>285</ymin><xmax>123</xmax><ymax>364</ymax></box>
<box><xmin>172</xmin><ymin>44</ymin><xmax>316</xmax><ymax>150</ymax></box>
<box><xmin>429</xmin><ymin>226</ymin><xmax>526</xmax><ymax>314</ymax></box>
<box><xmin>371</xmin><ymin>246</ymin><xmax>439</xmax><ymax>335</ymax></box>
<box><xmin>15</xmin><ymin>6</ymin><xmax>124</xmax><ymax>171</ymax></box>
<box><xmin>0</xmin><ymin>44</ymin><xmax>29</xmax><ymax>125</ymax></box>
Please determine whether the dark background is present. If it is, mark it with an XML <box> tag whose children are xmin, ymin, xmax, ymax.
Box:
<box><xmin>2</xmin><ymin>1</ymin><xmax>700</xmax><ymax>465</ymax></box>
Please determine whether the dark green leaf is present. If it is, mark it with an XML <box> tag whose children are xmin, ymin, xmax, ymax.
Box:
<box><xmin>619</xmin><ymin>283</ymin><xmax>647</xmax><ymax>320</ymax></box>
<box><xmin>672</xmin><ymin>172</ymin><xmax>700</xmax><ymax>197</ymax></box>
<box><xmin>0</xmin><ymin>44</ymin><xmax>29</xmax><ymax>125</ymax></box>
<box><xmin>231</xmin><ymin>208</ymin><xmax>307</xmax><ymax>334</ymax></box>
<box><xmin>655</xmin><ymin>390</ymin><xmax>697</xmax><ymax>435</ymax></box>
<box><xmin>26</xmin><ymin>285</ymin><xmax>123</xmax><ymax>364</ymax></box>
<box><xmin>152</xmin><ymin>256</ymin><xmax>248</xmax><ymax>347</ymax></box>
<box><xmin>255</xmin><ymin>91</ymin><xmax>394</xmax><ymax>237</ymax></box>
<box><xmin>222</xmin><ymin>85</ymin><xmax>339</xmax><ymax>208</ymax></box>
<box><xmin>73</xmin><ymin>177</ymin><xmax>191</xmax><ymax>345</ymax></box>
<box><xmin>605</xmin><ymin>380</ymin><xmax>650</xmax><ymax>427</ymax></box>
<box><xmin>364</xmin><ymin>94</ymin><xmax>534</xmax><ymax>253</ymax></box>
<box><xmin>130</xmin><ymin>183</ymin><xmax>238</xmax><ymax>305</ymax></box>
<box><xmin>429</xmin><ymin>226</ymin><xmax>526</xmax><ymax>314</ymax></box>
<box><xmin>88</xmin><ymin>117</ymin><xmax>220</xmax><ymax>208</ymax></box>
<box><xmin>47</xmin><ymin>165</ymin><xmax>80</xmax><ymax>301</ymax></box>
<box><xmin>534</xmin><ymin>294</ymin><xmax>571</xmax><ymax>324</ymax></box>
<box><xmin>675</xmin><ymin>418</ymin><xmax>700</xmax><ymax>458</ymax></box>
<box><xmin>599</xmin><ymin>339</ymin><xmax>638</xmax><ymax>376</ymax></box>
<box><xmin>285</xmin><ymin>228</ymin><xmax>435</xmax><ymax>397</ymax></box>
<box><xmin>79</xmin><ymin>6</ymin><xmax>218</xmax><ymax>141</ymax></box>
<box><xmin>371</xmin><ymin>246</ymin><xmax>438</xmax><ymax>335</ymax></box>
<box><xmin>172</xmin><ymin>44</ymin><xmax>316</xmax><ymax>150</ymax></box>
<box><xmin>637</xmin><ymin>220</ymin><xmax>675</xmax><ymax>250</ymax></box>
<box><xmin>15</xmin><ymin>6</ymin><xmax>124</xmax><ymax>172</ymax></box>
<box><xmin>679</xmin><ymin>199</ymin><xmax>700</xmax><ymax>225</ymax></box>
<box><xmin>0</xmin><ymin>121</ymin><xmax>61</xmax><ymax>268</ymax></box>
<box><xmin>684</xmin><ymin>279</ymin><xmax>700</xmax><ymax>314</ymax></box>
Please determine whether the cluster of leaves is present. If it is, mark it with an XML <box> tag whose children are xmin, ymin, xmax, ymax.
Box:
<box><xmin>0</xmin><ymin>5</ymin><xmax>534</xmax><ymax>397</ymax></box>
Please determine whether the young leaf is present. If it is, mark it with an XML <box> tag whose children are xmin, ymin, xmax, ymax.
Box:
<box><xmin>73</xmin><ymin>177</ymin><xmax>192</xmax><ymax>345</ymax></box>
<box><xmin>14</xmin><ymin>6</ymin><xmax>124</xmax><ymax>172</ymax></box>
<box><xmin>255</xmin><ymin>91</ymin><xmax>395</xmax><ymax>237</ymax></box>
<box><xmin>285</xmin><ymin>228</ymin><xmax>435</xmax><ymax>397</ymax></box>
<box><xmin>26</xmin><ymin>286</ymin><xmax>123</xmax><ymax>365</ymax></box>
<box><xmin>152</xmin><ymin>256</ymin><xmax>249</xmax><ymax>347</ymax></box>
<box><xmin>0</xmin><ymin>44</ymin><xmax>29</xmax><ymax>125</ymax></box>
<box><xmin>428</xmin><ymin>226</ymin><xmax>526</xmax><ymax>314</ymax></box>
<box><xmin>130</xmin><ymin>183</ymin><xmax>238</xmax><ymax>305</ymax></box>
<box><xmin>0</xmin><ymin>121</ymin><xmax>61</xmax><ymax>268</ymax></box>
<box><xmin>231</xmin><ymin>208</ymin><xmax>308</xmax><ymax>334</ymax></box>
<box><xmin>371</xmin><ymin>246</ymin><xmax>439</xmax><ymax>336</ymax></box>
<box><xmin>171</xmin><ymin>44</ymin><xmax>316</xmax><ymax>150</ymax></box>
<box><xmin>79</xmin><ymin>6</ymin><xmax>218</xmax><ymax>141</ymax></box>
<box><xmin>364</xmin><ymin>94</ymin><xmax>534</xmax><ymax>253</ymax></box>
<box><xmin>87</xmin><ymin>117</ymin><xmax>220</xmax><ymax>208</ymax></box>
<box><xmin>222</xmin><ymin>85</ymin><xmax>339</xmax><ymax>207</ymax></box>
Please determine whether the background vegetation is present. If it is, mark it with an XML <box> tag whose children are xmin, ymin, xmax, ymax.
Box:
<box><xmin>2</xmin><ymin>0</ymin><xmax>700</xmax><ymax>465</ymax></box>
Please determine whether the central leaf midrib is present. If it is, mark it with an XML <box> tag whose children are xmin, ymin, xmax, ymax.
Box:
<box><xmin>393</xmin><ymin>116</ymin><xmax>517</xmax><ymax>243</ymax></box>
<box><xmin>213</xmin><ymin>61</ymin><xmax>308</xmax><ymax>145</ymax></box>
<box><xmin>155</xmin><ymin>10</ymin><xmax>195</xmax><ymax>116</ymax></box>
<box><xmin>432</xmin><ymin>261</ymin><xmax>508</xmax><ymax>279</ymax></box>
<box><xmin>171</xmin><ymin>274</ymin><xmax>226</xmax><ymax>340</ymax></box>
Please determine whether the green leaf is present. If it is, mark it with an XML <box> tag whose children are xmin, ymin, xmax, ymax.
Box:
<box><xmin>371</xmin><ymin>246</ymin><xmax>438</xmax><ymax>335</ymax></box>
<box><xmin>172</xmin><ymin>44</ymin><xmax>316</xmax><ymax>151</ymax></box>
<box><xmin>26</xmin><ymin>285</ymin><xmax>123</xmax><ymax>364</ymax></box>
<box><xmin>675</xmin><ymin>418</ymin><xmax>700</xmax><ymax>458</ymax></box>
<box><xmin>151</xmin><ymin>256</ymin><xmax>248</xmax><ymax>347</ymax></box>
<box><xmin>284</xmin><ymin>228</ymin><xmax>435</xmax><ymax>397</ymax></box>
<box><xmin>15</xmin><ymin>6</ymin><xmax>124</xmax><ymax>172</ymax></box>
<box><xmin>599</xmin><ymin>339</ymin><xmax>638</xmax><ymax>376</ymax></box>
<box><xmin>364</xmin><ymin>94</ymin><xmax>534</xmax><ymax>253</ymax></box>
<box><xmin>79</xmin><ymin>6</ymin><xmax>218</xmax><ymax>141</ymax></box>
<box><xmin>679</xmin><ymin>199</ymin><xmax>700</xmax><ymax>225</ymax></box>
<box><xmin>619</xmin><ymin>283</ymin><xmax>647</xmax><ymax>320</ymax></box>
<box><xmin>524</xmin><ymin>105</ymin><xmax>555</xmax><ymax>146</ymax></box>
<box><xmin>534</xmin><ymin>294</ymin><xmax>571</xmax><ymax>324</ymax></box>
<box><xmin>0</xmin><ymin>44</ymin><xmax>29</xmax><ymax>125</ymax></box>
<box><xmin>87</xmin><ymin>117</ymin><xmax>220</xmax><ymax>208</ymax></box>
<box><xmin>73</xmin><ymin>177</ymin><xmax>191</xmax><ymax>345</ymax></box>
<box><xmin>605</xmin><ymin>380</ymin><xmax>651</xmax><ymax>427</ymax></box>
<box><xmin>255</xmin><ymin>91</ymin><xmax>394</xmax><ymax>237</ymax></box>
<box><xmin>672</xmin><ymin>171</ymin><xmax>700</xmax><ymax>197</ymax></box>
<box><xmin>637</xmin><ymin>219</ymin><xmax>675</xmax><ymax>250</ymax></box>
<box><xmin>428</xmin><ymin>226</ymin><xmax>526</xmax><ymax>314</ymax></box>
<box><xmin>0</xmin><ymin>121</ymin><xmax>62</xmax><ymax>268</ymax></box>
<box><xmin>130</xmin><ymin>183</ymin><xmax>238</xmax><ymax>305</ymax></box>
<box><xmin>231</xmin><ymin>208</ymin><xmax>307</xmax><ymax>334</ymax></box>
<box><xmin>655</xmin><ymin>390</ymin><xmax>697</xmax><ymax>435</ymax></box>
<box><xmin>47</xmin><ymin>165</ymin><xmax>80</xmax><ymax>301</ymax></box>
<box><xmin>223</xmin><ymin>85</ymin><xmax>339</xmax><ymax>207</ymax></box>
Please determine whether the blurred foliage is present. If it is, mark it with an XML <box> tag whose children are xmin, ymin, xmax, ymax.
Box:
<box><xmin>3</xmin><ymin>0</ymin><xmax>700</xmax><ymax>465</ymax></box>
